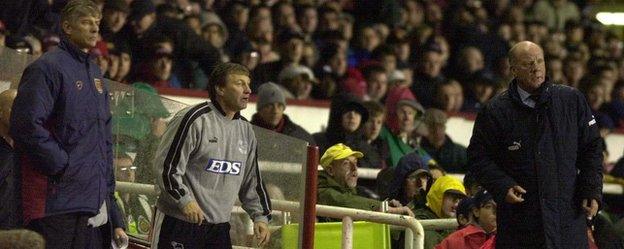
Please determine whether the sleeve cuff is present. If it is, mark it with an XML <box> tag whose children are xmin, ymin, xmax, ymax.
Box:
<box><xmin>253</xmin><ymin>215</ymin><xmax>270</xmax><ymax>224</ymax></box>
<box><xmin>177</xmin><ymin>195</ymin><xmax>193</xmax><ymax>210</ymax></box>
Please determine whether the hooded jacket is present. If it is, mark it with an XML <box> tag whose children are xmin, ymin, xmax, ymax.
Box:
<box><xmin>414</xmin><ymin>175</ymin><xmax>466</xmax><ymax>249</ymax></box>
<box><xmin>313</xmin><ymin>95</ymin><xmax>383</xmax><ymax>168</ymax></box>
<box><xmin>467</xmin><ymin>80</ymin><xmax>603</xmax><ymax>249</ymax></box>
<box><xmin>425</xmin><ymin>175</ymin><xmax>466</xmax><ymax>218</ymax></box>
<box><xmin>388</xmin><ymin>151</ymin><xmax>433</xmax><ymax>206</ymax></box>
<box><xmin>380</xmin><ymin>86</ymin><xmax>430</xmax><ymax>167</ymax></box>
<box><xmin>317</xmin><ymin>170</ymin><xmax>380</xmax><ymax>222</ymax></box>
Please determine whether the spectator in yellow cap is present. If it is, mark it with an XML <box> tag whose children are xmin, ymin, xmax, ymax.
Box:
<box><xmin>317</xmin><ymin>143</ymin><xmax>414</xmax><ymax>222</ymax></box>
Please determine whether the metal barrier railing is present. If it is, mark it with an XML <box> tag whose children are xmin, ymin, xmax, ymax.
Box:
<box><xmin>259</xmin><ymin>162</ymin><xmax>624</xmax><ymax>195</ymax></box>
<box><xmin>115</xmin><ymin>181</ymin><xmax>458</xmax><ymax>249</ymax></box>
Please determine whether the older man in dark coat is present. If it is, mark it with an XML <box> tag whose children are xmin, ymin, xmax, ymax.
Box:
<box><xmin>467</xmin><ymin>41</ymin><xmax>603</xmax><ymax>249</ymax></box>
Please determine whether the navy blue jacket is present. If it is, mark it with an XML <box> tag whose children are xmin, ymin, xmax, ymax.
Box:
<box><xmin>468</xmin><ymin>80</ymin><xmax>603</xmax><ymax>249</ymax></box>
<box><xmin>10</xmin><ymin>38</ymin><xmax>123</xmax><ymax>229</ymax></box>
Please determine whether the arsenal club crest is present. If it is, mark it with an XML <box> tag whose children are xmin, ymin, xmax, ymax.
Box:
<box><xmin>94</xmin><ymin>78</ymin><xmax>103</xmax><ymax>94</ymax></box>
<box><xmin>76</xmin><ymin>80</ymin><xmax>83</xmax><ymax>90</ymax></box>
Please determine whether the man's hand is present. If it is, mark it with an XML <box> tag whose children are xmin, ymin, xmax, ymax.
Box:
<box><xmin>388</xmin><ymin>206</ymin><xmax>415</xmax><ymax>217</ymax></box>
<box><xmin>582</xmin><ymin>199</ymin><xmax>599</xmax><ymax>218</ymax></box>
<box><xmin>113</xmin><ymin>228</ymin><xmax>128</xmax><ymax>247</ymax></box>
<box><xmin>505</xmin><ymin>185</ymin><xmax>526</xmax><ymax>204</ymax></box>
<box><xmin>182</xmin><ymin>201</ymin><xmax>205</xmax><ymax>225</ymax></box>
<box><xmin>254</xmin><ymin>221</ymin><xmax>270</xmax><ymax>247</ymax></box>
<box><xmin>388</xmin><ymin>199</ymin><xmax>403</xmax><ymax>208</ymax></box>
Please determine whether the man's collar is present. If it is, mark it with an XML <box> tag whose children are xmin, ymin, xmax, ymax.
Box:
<box><xmin>210</xmin><ymin>100</ymin><xmax>243</xmax><ymax>120</ymax></box>
<box><xmin>58</xmin><ymin>36</ymin><xmax>92</xmax><ymax>63</ymax></box>
<box><xmin>516</xmin><ymin>85</ymin><xmax>532</xmax><ymax>102</ymax></box>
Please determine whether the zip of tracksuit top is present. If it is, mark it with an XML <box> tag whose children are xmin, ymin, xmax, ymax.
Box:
<box><xmin>153</xmin><ymin>101</ymin><xmax>272</xmax><ymax>224</ymax></box>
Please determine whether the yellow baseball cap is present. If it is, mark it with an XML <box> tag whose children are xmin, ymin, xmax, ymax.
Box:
<box><xmin>320</xmin><ymin>143</ymin><xmax>364</xmax><ymax>168</ymax></box>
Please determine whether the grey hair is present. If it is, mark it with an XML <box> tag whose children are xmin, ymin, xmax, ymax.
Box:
<box><xmin>61</xmin><ymin>0</ymin><xmax>101</xmax><ymax>25</ymax></box>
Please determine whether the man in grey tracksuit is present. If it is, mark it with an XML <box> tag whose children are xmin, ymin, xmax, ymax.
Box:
<box><xmin>152</xmin><ymin>63</ymin><xmax>271</xmax><ymax>249</ymax></box>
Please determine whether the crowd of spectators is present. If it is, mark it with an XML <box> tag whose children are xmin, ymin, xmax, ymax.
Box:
<box><xmin>2</xmin><ymin>0</ymin><xmax>624</xmax><ymax>248</ymax></box>
<box><xmin>1</xmin><ymin>0</ymin><xmax>623</xmax><ymax>133</ymax></box>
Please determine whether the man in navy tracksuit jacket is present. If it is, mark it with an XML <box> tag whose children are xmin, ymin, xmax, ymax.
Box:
<box><xmin>10</xmin><ymin>1</ymin><xmax>126</xmax><ymax>248</ymax></box>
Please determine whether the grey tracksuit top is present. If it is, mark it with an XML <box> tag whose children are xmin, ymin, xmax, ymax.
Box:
<box><xmin>154</xmin><ymin>101</ymin><xmax>271</xmax><ymax>224</ymax></box>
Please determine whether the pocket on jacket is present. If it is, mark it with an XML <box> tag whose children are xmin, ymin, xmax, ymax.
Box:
<box><xmin>61</xmin><ymin>120</ymin><xmax>86</xmax><ymax>145</ymax></box>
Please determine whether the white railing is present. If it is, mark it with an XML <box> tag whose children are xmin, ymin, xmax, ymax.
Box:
<box><xmin>115</xmin><ymin>181</ymin><xmax>458</xmax><ymax>249</ymax></box>
<box><xmin>257</xmin><ymin>161</ymin><xmax>624</xmax><ymax>195</ymax></box>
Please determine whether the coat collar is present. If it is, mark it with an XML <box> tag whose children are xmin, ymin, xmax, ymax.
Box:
<box><xmin>210</xmin><ymin>100</ymin><xmax>243</xmax><ymax>120</ymax></box>
<box><xmin>508</xmin><ymin>78</ymin><xmax>553</xmax><ymax>107</ymax></box>
<box><xmin>58</xmin><ymin>36</ymin><xmax>93</xmax><ymax>63</ymax></box>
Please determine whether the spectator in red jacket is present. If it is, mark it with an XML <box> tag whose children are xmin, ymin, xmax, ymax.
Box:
<box><xmin>436</xmin><ymin>189</ymin><xmax>496</xmax><ymax>249</ymax></box>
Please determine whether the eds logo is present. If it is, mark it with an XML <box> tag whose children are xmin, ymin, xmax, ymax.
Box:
<box><xmin>205</xmin><ymin>159</ymin><xmax>242</xmax><ymax>175</ymax></box>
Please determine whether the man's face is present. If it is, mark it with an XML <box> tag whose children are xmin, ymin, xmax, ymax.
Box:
<box><xmin>108</xmin><ymin>54</ymin><xmax>119</xmax><ymax>79</ymax></box>
<box><xmin>328</xmin><ymin>156</ymin><xmax>359</xmax><ymax>189</ymax></box>
<box><xmin>114</xmin><ymin>157</ymin><xmax>136</xmax><ymax>182</ymax></box>
<box><xmin>103</xmin><ymin>9</ymin><xmax>127</xmax><ymax>33</ymax></box>
<box><xmin>511</xmin><ymin>45</ymin><xmax>546</xmax><ymax>92</ymax></box>
<box><xmin>363</xmin><ymin>115</ymin><xmax>384</xmax><ymax>141</ymax></box>
<box><xmin>277</xmin><ymin>4</ymin><xmax>297</xmax><ymax>29</ymax></box>
<box><xmin>422</xmin><ymin>51</ymin><xmax>443</xmax><ymax>77</ymax></box>
<box><xmin>564</xmin><ymin>60</ymin><xmax>584</xmax><ymax>84</ymax></box>
<box><xmin>116</xmin><ymin>52</ymin><xmax>131</xmax><ymax>81</ymax></box>
<box><xmin>258</xmin><ymin>102</ymin><xmax>285</xmax><ymax>127</ymax></box>
<box><xmin>202</xmin><ymin>24</ymin><xmax>225</xmax><ymax>48</ymax></box>
<box><xmin>288</xmin><ymin>77</ymin><xmax>313</xmax><ymax>99</ymax></box>
<box><xmin>474</xmin><ymin>201</ymin><xmax>497</xmax><ymax>233</ymax></box>
<box><xmin>341</xmin><ymin>111</ymin><xmax>362</xmax><ymax>133</ymax></box>
<box><xmin>396</xmin><ymin>104</ymin><xmax>417</xmax><ymax>134</ymax></box>
<box><xmin>232</xmin><ymin>5</ymin><xmax>249</xmax><ymax>28</ymax></box>
<box><xmin>465</xmin><ymin>49</ymin><xmax>484</xmax><ymax>73</ymax></box>
<box><xmin>587</xmin><ymin>85</ymin><xmax>605</xmax><ymax>110</ymax></box>
<box><xmin>360</xmin><ymin>28</ymin><xmax>380</xmax><ymax>51</ymax></box>
<box><xmin>329</xmin><ymin>52</ymin><xmax>347</xmax><ymax>75</ymax></box>
<box><xmin>441</xmin><ymin>192</ymin><xmax>464</xmax><ymax>218</ymax></box>
<box><xmin>367</xmin><ymin>72</ymin><xmax>388</xmax><ymax>101</ymax></box>
<box><xmin>64</xmin><ymin>15</ymin><xmax>101</xmax><ymax>51</ymax></box>
<box><xmin>404</xmin><ymin>171</ymin><xmax>429</xmax><ymax>200</ymax></box>
<box><xmin>95</xmin><ymin>55</ymin><xmax>109</xmax><ymax>75</ymax></box>
<box><xmin>281</xmin><ymin>38</ymin><xmax>304</xmax><ymax>63</ymax></box>
<box><xmin>320</xmin><ymin>11</ymin><xmax>340</xmax><ymax>31</ymax></box>
<box><xmin>152</xmin><ymin>57</ymin><xmax>172</xmax><ymax>81</ymax></box>
<box><xmin>217</xmin><ymin>74</ymin><xmax>252</xmax><ymax>112</ymax></box>
<box><xmin>300</xmin><ymin>8</ymin><xmax>318</xmax><ymax>33</ymax></box>
<box><xmin>132</xmin><ymin>13</ymin><xmax>156</xmax><ymax>35</ymax></box>
<box><xmin>381</xmin><ymin>55</ymin><xmax>397</xmax><ymax>73</ymax></box>
<box><xmin>426</xmin><ymin>123</ymin><xmax>446</xmax><ymax>147</ymax></box>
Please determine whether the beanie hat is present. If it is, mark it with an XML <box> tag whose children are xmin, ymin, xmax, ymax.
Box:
<box><xmin>256</xmin><ymin>82</ymin><xmax>286</xmax><ymax>111</ymax></box>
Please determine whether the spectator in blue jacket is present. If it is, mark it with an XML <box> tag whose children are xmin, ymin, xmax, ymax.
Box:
<box><xmin>9</xmin><ymin>1</ymin><xmax>126</xmax><ymax>248</ymax></box>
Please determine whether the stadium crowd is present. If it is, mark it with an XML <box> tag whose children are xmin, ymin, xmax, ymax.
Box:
<box><xmin>1</xmin><ymin>0</ymin><xmax>624</xmax><ymax>248</ymax></box>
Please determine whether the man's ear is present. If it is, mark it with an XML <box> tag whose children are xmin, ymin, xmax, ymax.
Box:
<box><xmin>471</xmin><ymin>207</ymin><xmax>480</xmax><ymax>219</ymax></box>
<box><xmin>325</xmin><ymin>166</ymin><xmax>334</xmax><ymax>176</ymax></box>
<box><xmin>216</xmin><ymin>84</ymin><xmax>225</xmax><ymax>96</ymax></box>
<box><xmin>509</xmin><ymin>65</ymin><xmax>517</xmax><ymax>78</ymax></box>
<box><xmin>62</xmin><ymin>21</ymin><xmax>72</xmax><ymax>35</ymax></box>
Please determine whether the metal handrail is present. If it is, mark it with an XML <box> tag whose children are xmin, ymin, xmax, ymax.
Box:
<box><xmin>257</xmin><ymin>163</ymin><xmax>624</xmax><ymax>195</ymax></box>
<box><xmin>115</xmin><ymin>182</ymin><xmax>459</xmax><ymax>249</ymax></box>
<box><xmin>271</xmin><ymin>199</ymin><xmax>426</xmax><ymax>249</ymax></box>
